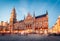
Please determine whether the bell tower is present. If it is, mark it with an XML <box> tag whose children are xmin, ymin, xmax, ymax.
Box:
<box><xmin>10</xmin><ymin>8</ymin><xmax>17</xmax><ymax>25</ymax></box>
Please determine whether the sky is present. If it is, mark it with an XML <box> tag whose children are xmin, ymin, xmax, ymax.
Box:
<box><xmin>0</xmin><ymin>0</ymin><xmax>60</xmax><ymax>28</ymax></box>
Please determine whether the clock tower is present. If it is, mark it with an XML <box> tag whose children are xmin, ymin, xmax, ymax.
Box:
<box><xmin>10</xmin><ymin>8</ymin><xmax>17</xmax><ymax>25</ymax></box>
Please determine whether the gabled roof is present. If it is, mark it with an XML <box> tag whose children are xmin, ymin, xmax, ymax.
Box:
<box><xmin>35</xmin><ymin>14</ymin><xmax>47</xmax><ymax>19</ymax></box>
<box><xmin>18</xmin><ymin>14</ymin><xmax>48</xmax><ymax>22</ymax></box>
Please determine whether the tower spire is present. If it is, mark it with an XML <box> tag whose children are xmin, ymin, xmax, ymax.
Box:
<box><xmin>10</xmin><ymin>8</ymin><xmax>17</xmax><ymax>25</ymax></box>
<box><xmin>24</xmin><ymin>15</ymin><xmax>25</xmax><ymax>20</ymax></box>
<box><xmin>33</xmin><ymin>11</ymin><xmax>35</xmax><ymax>17</ymax></box>
<box><xmin>46</xmin><ymin>10</ymin><xmax>48</xmax><ymax>15</ymax></box>
<box><xmin>27</xmin><ymin>12</ymin><xmax>32</xmax><ymax>17</ymax></box>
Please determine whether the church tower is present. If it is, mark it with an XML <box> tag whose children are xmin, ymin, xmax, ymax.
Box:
<box><xmin>10</xmin><ymin>8</ymin><xmax>17</xmax><ymax>25</ymax></box>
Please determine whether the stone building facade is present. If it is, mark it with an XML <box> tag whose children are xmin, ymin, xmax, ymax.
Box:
<box><xmin>9</xmin><ymin>8</ymin><xmax>48</xmax><ymax>34</ymax></box>
<box><xmin>49</xmin><ymin>16</ymin><xmax>60</xmax><ymax>34</ymax></box>
<box><xmin>0</xmin><ymin>8</ymin><xmax>48</xmax><ymax>34</ymax></box>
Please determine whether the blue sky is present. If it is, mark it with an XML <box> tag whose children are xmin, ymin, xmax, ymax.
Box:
<box><xmin>0</xmin><ymin>0</ymin><xmax>60</xmax><ymax>28</ymax></box>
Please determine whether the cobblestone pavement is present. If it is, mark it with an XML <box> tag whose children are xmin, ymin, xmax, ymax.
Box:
<box><xmin>0</xmin><ymin>34</ymin><xmax>60</xmax><ymax>41</ymax></box>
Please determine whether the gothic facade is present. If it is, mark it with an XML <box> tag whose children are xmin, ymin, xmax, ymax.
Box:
<box><xmin>0</xmin><ymin>8</ymin><xmax>48</xmax><ymax>34</ymax></box>
<box><xmin>9</xmin><ymin>8</ymin><xmax>48</xmax><ymax>34</ymax></box>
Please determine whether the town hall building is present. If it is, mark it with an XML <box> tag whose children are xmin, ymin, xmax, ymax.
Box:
<box><xmin>0</xmin><ymin>8</ymin><xmax>48</xmax><ymax>34</ymax></box>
